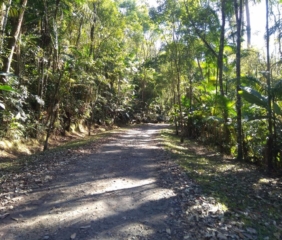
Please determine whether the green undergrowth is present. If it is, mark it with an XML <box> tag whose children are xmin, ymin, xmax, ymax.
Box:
<box><xmin>161</xmin><ymin>129</ymin><xmax>282</xmax><ymax>239</ymax></box>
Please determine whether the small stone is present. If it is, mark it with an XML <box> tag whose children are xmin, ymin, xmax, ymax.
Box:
<box><xmin>70</xmin><ymin>233</ymin><xmax>76</xmax><ymax>239</ymax></box>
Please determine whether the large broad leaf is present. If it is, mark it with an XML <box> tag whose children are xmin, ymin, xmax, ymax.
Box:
<box><xmin>241</xmin><ymin>76</ymin><xmax>264</xmax><ymax>88</ymax></box>
<box><xmin>273</xmin><ymin>102</ymin><xmax>282</xmax><ymax>115</ymax></box>
<box><xmin>0</xmin><ymin>85</ymin><xmax>14</xmax><ymax>92</ymax></box>
<box><xmin>273</xmin><ymin>79</ymin><xmax>282</xmax><ymax>99</ymax></box>
<box><xmin>227</xmin><ymin>76</ymin><xmax>265</xmax><ymax>90</ymax></box>
<box><xmin>240</xmin><ymin>86</ymin><xmax>282</xmax><ymax>115</ymax></box>
<box><xmin>239</xmin><ymin>86</ymin><xmax>268</xmax><ymax>108</ymax></box>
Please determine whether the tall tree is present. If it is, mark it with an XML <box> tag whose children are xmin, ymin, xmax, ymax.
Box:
<box><xmin>245</xmin><ymin>0</ymin><xmax>251</xmax><ymax>47</ymax></box>
<box><xmin>0</xmin><ymin>0</ymin><xmax>12</xmax><ymax>53</ymax></box>
<box><xmin>2</xmin><ymin>0</ymin><xmax>28</xmax><ymax>78</ymax></box>
<box><xmin>265</xmin><ymin>0</ymin><xmax>273</xmax><ymax>170</ymax></box>
<box><xmin>218</xmin><ymin>0</ymin><xmax>226</xmax><ymax>97</ymax></box>
<box><xmin>234</xmin><ymin>0</ymin><xmax>243</xmax><ymax>160</ymax></box>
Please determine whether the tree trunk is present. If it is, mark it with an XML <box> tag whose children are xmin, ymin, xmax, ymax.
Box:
<box><xmin>234</xmin><ymin>0</ymin><xmax>243</xmax><ymax>160</ymax></box>
<box><xmin>0</xmin><ymin>0</ymin><xmax>12</xmax><ymax>53</ymax></box>
<box><xmin>245</xmin><ymin>0</ymin><xmax>251</xmax><ymax>48</ymax></box>
<box><xmin>265</xmin><ymin>0</ymin><xmax>273</xmax><ymax>170</ymax></box>
<box><xmin>172</xmin><ymin>20</ymin><xmax>184</xmax><ymax>143</ymax></box>
<box><xmin>173</xmin><ymin>91</ymin><xmax>179</xmax><ymax>135</ymax></box>
<box><xmin>76</xmin><ymin>18</ymin><xmax>83</xmax><ymax>47</ymax></box>
<box><xmin>176</xmin><ymin>67</ymin><xmax>184</xmax><ymax>143</ymax></box>
<box><xmin>218</xmin><ymin>0</ymin><xmax>226</xmax><ymax>97</ymax></box>
<box><xmin>218</xmin><ymin>0</ymin><xmax>231</xmax><ymax>153</ymax></box>
<box><xmin>2</xmin><ymin>0</ymin><xmax>27</xmax><ymax>78</ymax></box>
<box><xmin>89</xmin><ymin>3</ymin><xmax>97</xmax><ymax>58</ymax></box>
<box><xmin>196</xmin><ymin>58</ymin><xmax>204</xmax><ymax>80</ymax></box>
<box><xmin>43</xmin><ymin>70</ymin><xmax>64</xmax><ymax>151</ymax></box>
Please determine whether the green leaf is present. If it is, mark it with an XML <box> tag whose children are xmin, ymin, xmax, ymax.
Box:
<box><xmin>240</xmin><ymin>86</ymin><xmax>282</xmax><ymax>115</ymax></box>
<box><xmin>241</xmin><ymin>76</ymin><xmax>264</xmax><ymax>88</ymax></box>
<box><xmin>273</xmin><ymin>79</ymin><xmax>282</xmax><ymax>99</ymax></box>
<box><xmin>273</xmin><ymin>102</ymin><xmax>282</xmax><ymax>115</ymax></box>
<box><xmin>0</xmin><ymin>85</ymin><xmax>14</xmax><ymax>92</ymax></box>
<box><xmin>239</xmin><ymin>86</ymin><xmax>268</xmax><ymax>108</ymax></box>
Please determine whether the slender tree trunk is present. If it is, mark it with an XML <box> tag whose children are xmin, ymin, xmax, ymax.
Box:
<box><xmin>2</xmin><ymin>0</ymin><xmax>27</xmax><ymax>76</ymax></box>
<box><xmin>43</xmin><ymin>70</ymin><xmax>64</xmax><ymax>151</ymax></box>
<box><xmin>89</xmin><ymin>3</ymin><xmax>97</xmax><ymax>58</ymax></box>
<box><xmin>196</xmin><ymin>58</ymin><xmax>204</xmax><ymax>80</ymax></box>
<box><xmin>234</xmin><ymin>0</ymin><xmax>243</xmax><ymax>160</ymax></box>
<box><xmin>189</xmin><ymin>75</ymin><xmax>192</xmax><ymax>112</ymax></box>
<box><xmin>176</xmin><ymin>65</ymin><xmax>184</xmax><ymax>143</ymax></box>
<box><xmin>277</xmin><ymin>6</ymin><xmax>282</xmax><ymax>56</ymax></box>
<box><xmin>15</xmin><ymin>38</ymin><xmax>21</xmax><ymax>77</ymax></box>
<box><xmin>76</xmin><ymin>18</ymin><xmax>83</xmax><ymax>47</ymax></box>
<box><xmin>218</xmin><ymin>0</ymin><xmax>226</xmax><ymax>96</ymax></box>
<box><xmin>173</xmin><ymin>90</ymin><xmax>179</xmax><ymax>135</ymax></box>
<box><xmin>52</xmin><ymin>0</ymin><xmax>60</xmax><ymax>72</ymax></box>
<box><xmin>218</xmin><ymin>0</ymin><xmax>230</xmax><ymax>153</ymax></box>
<box><xmin>245</xmin><ymin>0</ymin><xmax>251</xmax><ymax>48</ymax></box>
<box><xmin>265</xmin><ymin>0</ymin><xmax>273</xmax><ymax>170</ymax></box>
<box><xmin>0</xmin><ymin>0</ymin><xmax>12</xmax><ymax>53</ymax></box>
<box><xmin>172</xmin><ymin>23</ymin><xmax>184</xmax><ymax>143</ymax></box>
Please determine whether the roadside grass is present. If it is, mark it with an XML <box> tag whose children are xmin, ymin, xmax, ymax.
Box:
<box><xmin>161</xmin><ymin>129</ymin><xmax>282</xmax><ymax>239</ymax></box>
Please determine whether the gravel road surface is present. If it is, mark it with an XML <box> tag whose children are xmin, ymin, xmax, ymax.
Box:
<box><xmin>1</xmin><ymin>124</ymin><xmax>192</xmax><ymax>240</ymax></box>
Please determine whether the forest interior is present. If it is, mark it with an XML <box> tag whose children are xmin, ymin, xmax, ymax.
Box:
<box><xmin>1</xmin><ymin>0</ymin><xmax>282</xmax><ymax>239</ymax></box>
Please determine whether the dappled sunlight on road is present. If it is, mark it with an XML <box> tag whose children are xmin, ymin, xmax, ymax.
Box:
<box><xmin>1</xmin><ymin>177</ymin><xmax>176</xmax><ymax>239</ymax></box>
<box><xmin>0</xmin><ymin>124</ymin><xmax>179</xmax><ymax>240</ymax></box>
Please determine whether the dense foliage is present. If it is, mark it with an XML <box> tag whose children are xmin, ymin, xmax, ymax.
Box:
<box><xmin>0</xmin><ymin>0</ymin><xmax>282</xmax><ymax>170</ymax></box>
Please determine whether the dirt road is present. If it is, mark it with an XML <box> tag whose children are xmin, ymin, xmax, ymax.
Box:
<box><xmin>1</xmin><ymin>124</ymin><xmax>192</xmax><ymax>240</ymax></box>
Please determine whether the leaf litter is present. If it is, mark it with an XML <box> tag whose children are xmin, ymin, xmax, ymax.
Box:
<box><xmin>161</xmin><ymin>129</ymin><xmax>282</xmax><ymax>240</ymax></box>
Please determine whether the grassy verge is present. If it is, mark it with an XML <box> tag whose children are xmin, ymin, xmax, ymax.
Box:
<box><xmin>161</xmin><ymin>129</ymin><xmax>282</xmax><ymax>240</ymax></box>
